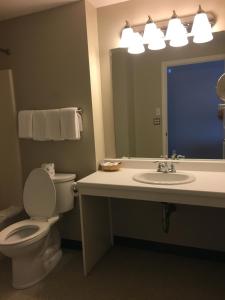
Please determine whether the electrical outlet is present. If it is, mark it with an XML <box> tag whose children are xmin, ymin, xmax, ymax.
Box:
<box><xmin>153</xmin><ymin>117</ymin><xmax>161</xmax><ymax>126</ymax></box>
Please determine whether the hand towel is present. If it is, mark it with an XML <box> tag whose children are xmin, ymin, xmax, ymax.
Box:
<box><xmin>60</xmin><ymin>107</ymin><xmax>81</xmax><ymax>140</ymax></box>
<box><xmin>45</xmin><ymin>109</ymin><xmax>62</xmax><ymax>141</ymax></box>
<box><xmin>33</xmin><ymin>110</ymin><xmax>47</xmax><ymax>141</ymax></box>
<box><xmin>18</xmin><ymin>110</ymin><xmax>33</xmax><ymax>138</ymax></box>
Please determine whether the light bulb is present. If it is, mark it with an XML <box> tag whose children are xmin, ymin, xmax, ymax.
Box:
<box><xmin>169</xmin><ymin>25</ymin><xmax>189</xmax><ymax>47</ymax></box>
<box><xmin>166</xmin><ymin>11</ymin><xmax>180</xmax><ymax>40</ymax></box>
<box><xmin>148</xmin><ymin>29</ymin><xmax>166</xmax><ymax>50</ymax></box>
<box><xmin>165</xmin><ymin>11</ymin><xmax>188</xmax><ymax>47</ymax></box>
<box><xmin>119</xmin><ymin>21</ymin><xmax>134</xmax><ymax>48</ymax></box>
<box><xmin>143</xmin><ymin>16</ymin><xmax>158</xmax><ymax>44</ymax></box>
<box><xmin>191</xmin><ymin>6</ymin><xmax>213</xmax><ymax>43</ymax></box>
<box><xmin>128</xmin><ymin>32</ymin><xmax>145</xmax><ymax>54</ymax></box>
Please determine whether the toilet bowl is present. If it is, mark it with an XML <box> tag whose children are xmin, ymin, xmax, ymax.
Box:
<box><xmin>0</xmin><ymin>168</ymin><xmax>75</xmax><ymax>289</ymax></box>
<box><xmin>0</xmin><ymin>206</ymin><xmax>24</xmax><ymax>261</ymax></box>
<box><xmin>0</xmin><ymin>206</ymin><xmax>24</xmax><ymax>231</ymax></box>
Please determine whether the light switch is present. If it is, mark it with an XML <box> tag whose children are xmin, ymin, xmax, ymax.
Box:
<box><xmin>156</xmin><ymin>107</ymin><xmax>161</xmax><ymax>116</ymax></box>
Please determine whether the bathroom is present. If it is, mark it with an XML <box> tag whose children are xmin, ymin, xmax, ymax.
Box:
<box><xmin>0</xmin><ymin>0</ymin><xmax>225</xmax><ymax>298</ymax></box>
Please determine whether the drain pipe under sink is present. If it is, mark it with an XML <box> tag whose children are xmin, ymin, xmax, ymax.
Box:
<box><xmin>161</xmin><ymin>203</ymin><xmax>176</xmax><ymax>234</ymax></box>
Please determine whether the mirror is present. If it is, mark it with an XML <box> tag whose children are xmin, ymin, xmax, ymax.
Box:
<box><xmin>111</xmin><ymin>31</ymin><xmax>225</xmax><ymax>159</ymax></box>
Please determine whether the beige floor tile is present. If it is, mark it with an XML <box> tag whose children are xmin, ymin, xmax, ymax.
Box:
<box><xmin>0</xmin><ymin>247</ymin><xmax>225</xmax><ymax>300</ymax></box>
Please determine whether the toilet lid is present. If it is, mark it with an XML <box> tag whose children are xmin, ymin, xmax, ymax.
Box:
<box><xmin>23</xmin><ymin>168</ymin><xmax>56</xmax><ymax>219</ymax></box>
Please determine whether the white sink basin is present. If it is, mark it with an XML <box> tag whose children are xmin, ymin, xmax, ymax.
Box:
<box><xmin>133</xmin><ymin>171</ymin><xmax>195</xmax><ymax>185</ymax></box>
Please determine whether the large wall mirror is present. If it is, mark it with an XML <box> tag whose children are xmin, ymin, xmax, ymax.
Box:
<box><xmin>111</xmin><ymin>31</ymin><xmax>225</xmax><ymax>159</ymax></box>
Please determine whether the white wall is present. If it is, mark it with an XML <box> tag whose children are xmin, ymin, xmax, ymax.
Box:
<box><xmin>0</xmin><ymin>2</ymin><xmax>97</xmax><ymax>240</ymax></box>
<box><xmin>0</xmin><ymin>70</ymin><xmax>23</xmax><ymax>209</ymax></box>
<box><xmin>85</xmin><ymin>0</ymin><xmax>105</xmax><ymax>167</ymax></box>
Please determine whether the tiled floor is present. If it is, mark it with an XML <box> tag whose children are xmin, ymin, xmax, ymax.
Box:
<box><xmin>0</xmin><ymin>246</ymin><xmax>225</xmax><ymax>300</ymax></box>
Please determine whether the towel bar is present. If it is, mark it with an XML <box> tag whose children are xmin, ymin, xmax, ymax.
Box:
<box><xmin>77</xmin><ymin>108</ymin><xmax>83</xmax><ymax>114</ymax></box>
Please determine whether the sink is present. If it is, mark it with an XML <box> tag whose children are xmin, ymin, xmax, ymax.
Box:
<box><xmin>133</xmin><ymin>171</ymin><xmax>195</xmax><ymax>185</ymax></box>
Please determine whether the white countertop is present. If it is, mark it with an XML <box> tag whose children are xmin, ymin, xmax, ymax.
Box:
<box><xmin>78</xmin><ymin>166</ymin><xmax>225</xmax><ymax>208</ymax></box>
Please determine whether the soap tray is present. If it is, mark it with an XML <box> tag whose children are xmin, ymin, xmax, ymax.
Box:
<box><xmin>100</xmin><ymin>161</ymin><xmax>121</xmax><ymax>172</ymax></box>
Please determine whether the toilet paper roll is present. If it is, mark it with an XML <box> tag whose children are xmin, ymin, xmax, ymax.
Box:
<box><xmin>41</xmin><ymin>163</ymin><xmax>55</xmax><ymax>177</ymax></box>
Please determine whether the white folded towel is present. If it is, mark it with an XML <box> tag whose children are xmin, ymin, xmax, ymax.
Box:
<box><xmin>60</xmin><ymin>107</ymin><xmax>81</xmax><ymax>140</ymax></box>
<box><xmin>18</xmin><ymin>110</ymin><xmax>33</xmax><ymax>138</ymax></box>
<box><xmin>33</xmin><ymin>110</ymin><xmax>47</xmax><ymax>141</ymax></box>
<box><xmin>45</xmin><ymin>109</ymin><xmax>62</xmax><ymax>141</ymax></box>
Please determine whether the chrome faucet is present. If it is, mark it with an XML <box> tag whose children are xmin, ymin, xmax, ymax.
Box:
<box><xmin>156</xmin><ymin>161</ymin><xmax>176</xmax><ymax>173</ymax></box>
<box><xmin>170</xmin><ymin>151</ymin><xmax>185</xmax><ymax>160</ymax></box>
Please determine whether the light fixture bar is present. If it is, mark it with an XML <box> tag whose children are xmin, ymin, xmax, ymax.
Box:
<box><xmin>119</xmin><ymin>7</ymin><xmax>216</xmax><ymax>54</ymax></box>
<box><xmin>129</xmin><ymin>11</ymin><xmax>216</xmax><ymax>35</ymax></box>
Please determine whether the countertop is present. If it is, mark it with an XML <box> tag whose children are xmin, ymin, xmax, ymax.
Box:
<box><xmin>78</xmin><ymin>167</ymin><xmax>225</xmax><ymax>208</ymax></box>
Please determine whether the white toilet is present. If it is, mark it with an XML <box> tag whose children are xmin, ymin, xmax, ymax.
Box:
<box><xmin>0</xmin><ymin>168</ymin><xmax>75</xmax><ymax>289</ymax></box>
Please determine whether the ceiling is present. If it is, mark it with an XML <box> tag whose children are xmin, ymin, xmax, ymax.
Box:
<box><xmin>0</xmin><ymin>0</ymin><xmax>129</xmax><ymax>21</ymax></box>
<box><xmin>89</xmin><ymin>0</ymin><xmax>129</xmax><ymax>8</ymax></box>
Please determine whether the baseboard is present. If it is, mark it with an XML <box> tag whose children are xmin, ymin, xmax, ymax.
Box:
<box><xmin>61</xmin><ymin>236</ymin><xmax>225</xmax><ymax>262</ymax></box>
<box><xmin>114</xmin><ymin>236</ymin><xmax>225</xmax><ymax>262</ymax></box>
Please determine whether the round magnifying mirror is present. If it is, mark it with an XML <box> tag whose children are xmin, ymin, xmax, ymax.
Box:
<box><xmin>216</xmin><ymin>73</ymin><xmax>225</xmax><ymax>102</ymax></box>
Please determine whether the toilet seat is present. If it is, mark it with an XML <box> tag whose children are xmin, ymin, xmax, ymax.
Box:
<box><xmin>23</xmin><ymin>168</ymin><xmax>56</xmax><ymax>219</ymax></box>
<box><xmin>0</xmin><ymin>219</ymin><xmax>50</xmax><ymax>247</ymax></box>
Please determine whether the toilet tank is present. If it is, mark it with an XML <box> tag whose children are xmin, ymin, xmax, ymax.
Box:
<box><xmin>52</xmin><ymin>174</ymin><xmax>76</xmax><ymax>213</ymax></box>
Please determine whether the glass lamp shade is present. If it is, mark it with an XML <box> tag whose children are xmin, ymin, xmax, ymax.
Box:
<box><xmin>148</xmin><ymin>29</ymin><xmax>166</xmax><ymax>50</ymax></box>
<box><xmin>169</xmin><ymin>25</ymin><xmax>189</xmax><ymax>47</ymax></box>
<box><xmin>170</xmin><ymin>35</ymin><xmax>188</xmax><ymax>47</ymax></box>
<box><xmin>120</xmin><ymin>26</ymin><xmax>134</xmax><ymax>48</ymax></box>
<box><xmin>166</xmin><ymin>17</ymin><xmax>188</xmax><ymax>41</ymax></box>
<box><xmin>165</xmin><ymin>17</ymin><xmax>184</xmax><ymax>40</ymax></box>
<box><xmin>166</xmin><ymin>15</ymin><xmax>188</xmax><ymax>47</ymax></box>
<box><xmin>128</xmin><ymin>32</ymin><xmax>145</xmax><ymax>54</ymax></box>
<box><xmin>143</xmin><ymin>22</ymin><xmax>158</xmax><ymax>44</ymax></box>
<box><xmin>191</xmin><ymin>12</ymin><xmax>213</xmax><ymax>43</ymax></box>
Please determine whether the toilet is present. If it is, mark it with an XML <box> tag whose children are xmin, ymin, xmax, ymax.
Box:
<box><xmin>0</xmin><ymin>168</ymin><xmax>76</xmax><ymax>289</ymax></box>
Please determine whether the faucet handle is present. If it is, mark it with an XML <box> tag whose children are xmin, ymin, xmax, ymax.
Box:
<box><xmin>154</xmin><ymin>161</ymin><xmax>164</xmax><ymax>172</ymax></box>
<box><xmin>169</xmin><ymin>161</ymin><xmax>179</xmax><ymax>173</ymax></box>
<box><xmin>160</xmin><ymin>154</ymin><xmax>168</xmax><ymax>160</ymax></box>
<box><xmin>170</xmin><ymin>162</ymin><xmax>176</xmax><ymax>173</ymax></box>
<box><xmin>157</xmin><ymin>162</ymin><xmax>163</xmax><ymax>172</ymax></box>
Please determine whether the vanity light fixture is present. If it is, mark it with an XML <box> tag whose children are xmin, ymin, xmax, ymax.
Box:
<box><xmin>191</xmin><ymin>5</ymin><xmax>213</xmax><ymax>43</ymax></box>
<box><xmin>119</xmin><ymin>5</ymin><xmax>216</xmax><ymax>54</ymax></box>
<box><xmin>166</xmin><ymin>10</ymin><xmax>189</xmax><ymax>47</ymax></box>
<box><xmin>119</xmin><ymin>21</ymin><xmax>134</xmax><ymax>48</ymax></box>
